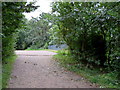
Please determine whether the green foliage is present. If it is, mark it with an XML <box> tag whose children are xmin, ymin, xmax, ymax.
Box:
<box><xmin>2</xmin><ymin>55</ymin><xmax>17</xmax><ymax>88</ymax></box>
<box><xmin>2</xmin><ymin>35</ymin><xmax>16</xmax><ymax>60</ymax></box>
<box><xmin>16</xmin><ymin>13</ymin><xmax>65</xmax><ymax>50</ymax></box>
<box><xmin>53</xmin><ymin>50</ymin><xmax>120</xmax><ymax>88</ymax></box>
<box><xmin>48</xmin><ymin>24</ymin><xmax>65</xmax><ymax>45</ymax></box>
<box><xmin>16</xmin><ymin>13</ymin><xmax>55</xmax><ymax>50</ymax></box>
<box><xmin>2</xmin><ymin>2</ymin><xmax>38</xmax><ymax>61</ymax></box>
<box><xmin>52</xmin><ymin>2</ymin><xmax>120</xmax><ymax>73</ymax></box>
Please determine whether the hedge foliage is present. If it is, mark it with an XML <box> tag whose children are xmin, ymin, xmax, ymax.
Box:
<box><xmin>52</xmin><ymin>2</ymin><xmax>120</xmax><ymax>75</ymax></box>
<box><xmin>2</xmin><ymin>2</ymin><xmax>38</xmax><ymax>61</ymax></box>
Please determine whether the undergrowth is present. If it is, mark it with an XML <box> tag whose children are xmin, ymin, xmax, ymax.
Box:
<box><xmin>53</xmin><ymin>50</ymin><xmax>120</xmax><ymax>89</ymax></box>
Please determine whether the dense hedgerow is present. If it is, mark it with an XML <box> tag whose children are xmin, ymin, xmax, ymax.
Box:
<box><xmin>52</xmin><ymin>2</ymin><xmax>120</xmax><ymax>75</ymax></box>
<box><xmin>2</xmin><ymin>2</ymin><xmax>38</xmax><ymax>61</ymax></box>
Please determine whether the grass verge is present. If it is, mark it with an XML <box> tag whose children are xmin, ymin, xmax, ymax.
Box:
<box><xmin>53</xmin><ymin>50</ymin><xmax>120</xmax><ymax>89</ymax></box>
<box><xmin>25</xmin><ymin>48</ymin><xmax>58</xmax><ymax>53</ymax></box>
<box><xmin>2</xmin><ymin>55</ymin><xmax>17</xmax><ymax>88</ymax></box>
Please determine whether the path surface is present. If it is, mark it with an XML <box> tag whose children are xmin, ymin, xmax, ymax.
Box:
<box><xmin>9</xmin><ymin>50</ymin><xmax>98</xmax><ymax>88</ymax></box>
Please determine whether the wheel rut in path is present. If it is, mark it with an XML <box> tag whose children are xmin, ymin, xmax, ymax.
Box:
<box><xmin>9</xmin><ymin>50</ymin><xmax>98</xmax><ymax>88</ymax></box>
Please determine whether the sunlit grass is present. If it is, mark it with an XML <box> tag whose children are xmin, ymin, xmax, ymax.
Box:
<box><xmin>25</xmin><ymin>48</ymin><xmax>59</xmax><ymax>53</ymax></box>
<box><xmin>2</xmin><ymin>55</ymin><xmax>17</xmax><ymax>88</ymax></box>
<box><xmin>53</xmin><ymin>50</ymin><xmax>120</xmax><ymax>88</ymax></box>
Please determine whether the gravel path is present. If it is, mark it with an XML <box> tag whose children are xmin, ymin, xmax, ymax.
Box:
<box><xmin>9</xmin><ymin>50</ymin><xmax>98</xmax><ymax>88</ymax></box>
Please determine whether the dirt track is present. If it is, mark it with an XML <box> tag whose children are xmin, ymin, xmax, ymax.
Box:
<box><xmin>8</xmin><ymin>50</ymin><xmax>98</xmax><ymax>88</ymax></box>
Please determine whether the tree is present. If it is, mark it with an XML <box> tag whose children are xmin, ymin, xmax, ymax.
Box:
<box><xmin>2</xmin><ymin>2</ymin><xmax>39</xmax><ymax>60</ymax></box>
<box><xmin>52</xmin><ymin>2</ymin><xmax>119</xmax><ymax>69</ymax></box>
<box><xmin>16</xmin><ymin>13</ymin><xmax>54</xmax><ymax>50</ymax></box>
